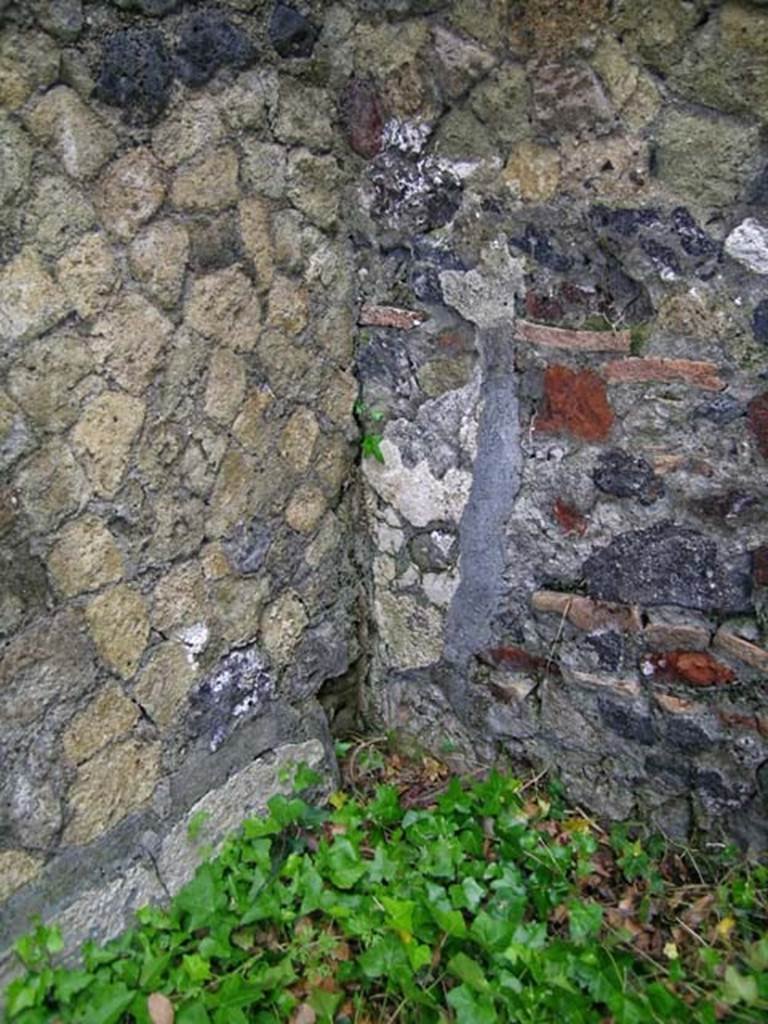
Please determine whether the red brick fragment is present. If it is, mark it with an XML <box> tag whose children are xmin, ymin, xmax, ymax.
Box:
<box><xmin>753</xmin><ymin>545</ymin><xmax>768</xmax><ymax>587</ymax></box>
<box><xmin>517</xmin><ymin>318</ymin><xmax>631</xmax><ymax>353</ymax></box>
<box><xmin>359</xmin><ymin>304</ymin><xmax>428</xmax><ymax>329</ymax></box>
<box><xmin>524</xmin><ymin>291</ymin><xmax>563</xmax><ymax>322</ymax></box>
<box><xmin>552</xmin><ymin>498</ymin><xmax>587</xmax><ymax>536</ymax></box>
<box><xmin>747</xmin><ymin>392</ymin><xmax>768</xmax><ymax>459</ymax></box>
<box><xmin>644</xmin><ymin>650</ymin><xmax>735</xmax><ymax>687</ymax></box>
<box><xmin>536</xmin><ymin>365</ymin><xmax>614</xmax><ymax>442</ymax></box>
<box><xmin>718</xmin><ymin>710</ymin><xmax>763</xmax><ymax>736</ymax></box>
<box><xmin>480</xmin><ymin>645</ymin><xmax>560</xmax><ymax>678</ymax></box>
<box><xmin>602</xmin><ymin>357</ymin><xmax>724</xmax><ymax>391</ymax></box>
<box><xmin>339</xmin><ymin>77</ymin><xmax>384</xmax><ymax>159</ymax></box>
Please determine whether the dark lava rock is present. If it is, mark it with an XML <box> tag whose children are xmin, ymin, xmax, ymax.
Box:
<box><xmin>109</xmin><ymin>0</ymin><xmax>179</xmax><ymax>12</ymax></box>
<box><xmin>509</xmin><ymin>224</ymin><xmax>572</xmax><ymax>272</ymax></box>
<box><xmin>340</xmin><ymin>77</ymin><xmax>384</xmax><ymax>159</ymax></box>
<box><xmin>189</xmin><ymin>645</ymin><xmax>274</xmax><ymax>752</ymax></box>
<box><xmin>95</xmin><ymin>28</ymin><xmax>173</xmax><ymax>123</ymax></box>
<box><xmin>693</xmin><ymin>394</ymin><xmax>744</xmax><ymax>425</ymax></box>
<box><xmin>753</xmin><ymin>298</ymin><xmax>768</xmax><ymax>345</ymax></box>
<box><xmin>410</xmin><ymin>530</ymin><xmax>456</xmax><ymax>572</ymax></box>
<box><xmin>593</xmin><ymin>448</ymin><xmax>663</xmax><ymax>505</ymax></box>
<box><xmin>670</xmin><ymin>207</ymin><xmax>720</xmax><ymax>260</ymax></box>
<box><xmin>586</xmin><ymin>631</ymin><xmax>624</xmax><ymax>671</ymax></box>
<box><xmin>693</xmin><ymin>490</ymin><xmax>759</xmax><ymax>525</ymax></box>
<box><xmin>368</xmin><ymin>150</ymin><xmax>462</xmax><ymax>236</ymax></box>
<box><xmin>175</xmin><ymin>11</ymin><xmax>254</xmax><ymax>87</ymax></box>
<box><xmin>589</xmin><ymin>205</ymin><xmax>660</xmax><ymax>237</ymax></box>
<box><xmin>640</xmin><ymin>237</ymin><xmax>682</xmax><ymax>276</ymax></box>
<box><xmin>597</xmin><ymin>698</ymin><xmax>656</xmax><ymax>746</ymax></box>
<box><xmin>224</xmin><ymin>518</ymin><xmax>272</xmax><ymax>575</ymax></box>
<box><xmin>748</xmin><ymin>392</ymin><xmax>768</xmax><ymax>459</ymax></box>
<box><xmin>269</xmin><ymin>2</ymin><xmax>318</xmax><ymax>59</ymax></box>
<box><xmin>582</xmin><ymin>522</ymin><xmax>752</xmax><ymax>613</ymax></box>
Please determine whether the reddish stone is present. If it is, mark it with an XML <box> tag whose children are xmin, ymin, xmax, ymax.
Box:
<box><xmin>339</xmin><ymin>77</ymin><xmax>384</xmax><ymax>159</ymax></box>
<box><xmin>552</xmin><ymin>498</ymin><xmax>587</xmax><ymax>536</ymax></box>
<box><xmin>536</xmin><ymin>365</ymin><xmax>614</xmax><ymax>442</ymax></box>
<box><xmin>518</xmin><ymin>319</ymin><xmax>630</xmax><ymax>353</ymax></box>
<box><xmin>646</xmin><ymin>650</ymin><xmax>735</xmax><ymax>687</ymax></box>
<box><xmin>602</xmin><ymin>357</ymin><xmax>724</xmax><ymax>391</ymax></box>
<box><xmin>558</xmin><ymin>282</ymin><xmax>591</xmax><ymax>306</ymax></box>
<box><xmin>753</xmin><ymin>545</ymin><xmax>768</xmax><ymax>587</ymax></box>
<box><xmin>480</xmin><ymin>645</ymin><xmax>560</xmax><ymax>678</ymax></box>
<box><xmin>747</xmin><ymin>392</ymin><xmax>768</xmax><ymax>459</ymax></box>
<box><xmin>525</xmin><ymin>290</ymin><xmax>563</xmax><ymax>322</ymax></box>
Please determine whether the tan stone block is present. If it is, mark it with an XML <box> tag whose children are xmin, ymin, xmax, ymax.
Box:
<box><xmin>48</xmin><ymin>515</ymin><xmax>124</xmax><ymax>597</ymax></box>
<box><xmin>72</xmin><ymin>391</ymin><xmax>145</xmax><ymax>498</ymax></box>
<box><xmin>261</xmin><ymin>590</ymin><xmax>308</xmax><ymax>666</ymax></box>
<box><xmin>26</xmin><ymin>86</ymin><xmax>117</xmax><ymax>180</ymax></box>
<box><xmin>94</xmin><ymin>147</ymin><xmax>166</xmax><ymax>241</ymax></box>
<box><xmin>305</xmin><ymin>513</ymin><xmax>342</xmax><ymax>569</ymax></box>
<box><xmin>15</xmin><ymin>439</ymin><xmax>89</xmax><ymax>532</ymax></box>
<box><xmin>133</xmin><ymin>643</ymin><xmax>198</xmax><ymax>729</ymax></box>
<box><xmin>286</xmin><ymin>484</ymin><xmax>327</xmax><ymax>534</ymax></box>
<box><xmin>320</xmin><ymin>371</ymin><xmax>358</xmax><ymax>425</ymax></box>
<box><xmin>204</xmin><ymin>348</ymin><xmax>246</xmax><ymax>425</ymax></box>
<box><xmin>286</xmin><ymin>149</ymin><xmax>340</xmax><ymax>231</ymax></box>
<box><xmin>531</xmin><ymin>590</ymin><xmax>642</xmax><ymax>633</ymax></box>
<box><xmin>152</xmin><ymin>561</ymin><xmax>209</xmax><ymax>634</ymax></box>
<box><xmin>171</xmin><ymin>147</ymin><xmax>239</xmax><ymax>211</ymax></box>
<box><xmin>315</xmin><ymin>434</ymin><xmax>350</xmax><ymax>497</ymax></box>
<box><xmin>266</xmin><ymin>274</ymin><xmax>309</xmax><ymax>335</ymax></box>
<box><xmin>558</xmin><ymin>135</ymin><xmax>651</xmax><ymax>203</ymax></box>
<box><xmin>375</xmin><ymin>590</ymin><xmax>444</xmax><ymax>670</ymax></box>
<box><xmin>0</xmin><ymin>248</ymin><xmax>71</xmax><ymax>343</ymax></box>
<box><xmin>206</xmin><ymin>448</ymin><xmax>256</xmax><ymax>538</ymax></box>
<box><xmin>644</xmin><ymin>623</ymin><xmax>711</xmax><ymax>651</ymax></box>
<box><xmin>56</xmin><ymin>232</ymin><xmax>120</xmax><ymax>318</ymax></box>
<box><xmin>602</xmin><ymin>357</ymin><xmax>724</xmax><ymax>391</ymax></box>
<box><xmin>27</xmin><ymin>174</ymin><xmax>97</xmax><ymax>259</ymax></box>
<box><xmin>151</xmin><ymin>94</ymin><xmax>224</xmax><ymax>168</ymax></box>
<box><xmin>129</xmin><ymin>220</ymin><xmax>189</xmax><ymax>309</ymax></box>
<box><xmin>64</xmin><ymin>738</ymin><xmax>160</xmax><ymax>845</ymax></box>
<box><xmin>0</xmin><ymin>29</ymin><xmax>59</xmax><ymax>110</ymax></box>
<box><xmin>0</xmin><ymin>850</ymin><xmax>43</xmax><ymax>901</ymax></box>
<box><xmin>278</xmin><ymin>407</ymin><xmax>319</xmax><ymax>471</ymax></box>
<box><xmin>89</xmin><ymin>293</ymin><xmax>174</xmax><ymax>394</ymax></box>
<box><xmin>63</xmin><ymin>685</ymin><xmax>139</xmax><ymax>764</ymax></box>
<box><xmin>232</xmin><ymin>389</ymin><xmax>274</xmax><ymax>454</ymax></box>
<box><xmin>713</xmin><ymin>629</ymin><xmax>768</xmax><ymax>673</ymax></box>
<box><xmin>503</xmin><ymin>141</ymin><xmax>561</xmax><ymax>201</ymax></box>
<box><xmin>87</xmin><ymin>585</ymin><xmax>150</xmax><ymax>680</ymax></box>
<box><xmin>201</xmin><ymin>542</ymin><xmax>231</xmax><ymax>580</ymax></box>
<box><xmin>516</xmin><ymin>319</ymin><xmax>631</xmax><ymax>353</ymax></box>
<box><xmin>238</xmin><ymin>196</ymin><xmax>274</xmax><ymax>289</ymax></box>
<box><xmin>185</xmin><ymin>267</ymin><xmax>262</xmax><ymax>349</ymax></box>
<box><xmin>214</xmin><ymin>576</ymin><xmax>270</xmax><ymax>646</ymax></box>
<box><xmin>721</xmin><ymin>1</ymin><xmax>768</xmax><ymax>53</ymax></box>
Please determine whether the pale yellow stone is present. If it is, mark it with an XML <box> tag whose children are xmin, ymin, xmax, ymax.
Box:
<box><xmin>133</xmin><ymin>643</ymin><xmax>198</xmax><ymax>729</ymax></box>
<box><xmin>0</xmin><ymin>248</ymin><xmax>70</xmax><ymax>343</ymax></box>
<box><xmin>151</xmin><ymin>94</ymin><xmax>224</xmax><ymax>168</ymax></box>
<box><xmin>321</xmin><ymin>370</ymin><xmax>358</xmax><ymax>424</ymax></box>
<box><xmin>63</xmin><ymin>685</ymin><xmax>139</xmax><ymax>764</ymax></box>
<box><xmin>286</xmin><ymin>484</ymin><xmax>327</xmax><ymax>534</ymax></box>
<box><xmin>26</xmin><ymin>86</ymin><xmax>117</xmax><ymax>180</ymax></box>
<box><xmin>559</xmin><ymin>135</ymin><xmax>651</xmax><ymax>202</ymax></box>
<box><xmin>171</xmin><ymin>147</ymin><xmax>240</xmax><ymax>211</ymax></box>
<box><xmin>89</xmin><ymin>293</ymin><xmax>174</xmax><ymax>394</ymax></box>
<box><xmin>72</xmin><ymin>391</ymin><xmax>145</xmax><ymax>498</ymax></box>
<box><xmin>721</xmin><ymin>1</ymin><xmax>768</xmax><ymax>53</ymax></box>
<box><xmin>315</xmin><ymin>434</ymin><xmax>350</xmax><ymax>496</ymax></box>
<box><xmin>305</xmin><ymin>512</ymin><xmax>342</xmax><ymax>569</ymax></box>
<box><xmin>0</xmin><ymin>28</ymin><xmax>59</xmax><ymax>110</ymax></box>
<box><xmin>591</xmin><ymin>36</ymin><xmax>640</xmax><ymax>109</ymax></box>
<box><xmin>56</xmin><ymin>232</ymin><xmax>120</xmax><ymax>317</ymax></box>
<box><xmin>152</xmin><ymin>561</ymin><xmax>209</xmax><ymax>634</ymax></box>
<box><xmin>375</xmin><ymin>591</ymin><xmax>444</xmax><ymax>669</ymax></box>
<box><xmin>64</xmin><ymin>738</ymin><xmax>160</xmax><ymax>845</ymax></box>
<box><xmin>278</xmin><ymin>407</ymin><xmax>319</xmax><ymax>471</ymax></box>
<box><xmin>0</xmin><ymin>850</ymin><xmax>43</xmax><ymax>901</ymax></box>
<box><xmin>8</xmin><ymin>331</ymin><xmax>99</xmax><ymax>433</ymax></box>
<box><xmin>206</xmin><ymin>448</ymin><xmax>256</xmax><ymax>538</ymax></box>
<box><xmin>232</xmin><ymin>389</ymin><xmax>274</xmax><ymax>453</ymax></box>
<box><xmin>94</xmin><ymin>147</ymin><xmax>166</xmax><ymax>241</ymax></box>
<box><xmin>15</xmin><ymin>438</ymin><xmax>89</xmax><ymax>532</ymax></box>
<box><xmin>261</xmin><ymin>590</ymin><xmax>308</xmax><ymax>666</ymax></box>
<box><xmin>201</xmin><ymin>542</ymin><xmax>231</xmax><ymax>580</ymax></box>
<box><xmin>266</xmin><ymin>274</ymin><xmax>309</xmax><ymax>335</ymax></box>
<box><xmin>185</xmin><ymin>266</ymin><xmax>262</xmax><ymax>350</ymax></box>
<box><xmin>129</xmin><ymin>220</ymin><xmax>190</xmax><ymax>309</ymax></box>
<box><xmin>204</xmin><ymin>348</ymin><xmax>246</xmax><ymax>425</ymax></box>
<box><xmin>238</xmin><ymin>196</ymin><xmax>274</xmax><ymax>289</ymax></box>
<box><xmin>503</xmin><ymin>142</ymin><xmax>561</xmax><ymax>202</ymax></box>
<box><xmin>48</xmin><ymin>515</ymin><xmax>124</xmax><ymax>597</ymax></box>
<box><xmin>214</xmin><ymin>576</ymin><xmax>270</xmax><ymax>646</ymax></box>
<box><xmin>86</xmin><ymin>585</ymin><xmax>150</xmax><ymax>679</ymax></box>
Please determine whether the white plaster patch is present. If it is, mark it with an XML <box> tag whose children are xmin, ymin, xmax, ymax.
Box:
<box><xmin>440</xmin><ymin>237</ymin><xmax>524</xmax><ymax>327</ymax></box>
<box><xmin>382</xmin><ymin>119</ymin><xmax>431</xmax><ymax>154</ymax></box>
<box><xmin>176</xmin><ymin>621</ymin><xmax>209</xmax><ymax>662</ymax></box>
<box><xmin>364</xmin><ymin>438</ymin><xmax>473</xmax><ymax>528</ymax></box>
<box><xmin>423</xmin><ymin>570</ymin><xmax>460</xmax><ymax>608</ymax></box>
<box><xmin>724</xmin><ymin>218</ymin><xmax>768</xmax><ymax>275</ymax></box>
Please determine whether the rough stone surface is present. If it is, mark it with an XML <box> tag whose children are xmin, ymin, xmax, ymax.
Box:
<box><xmin>0</xmin><ymin>249</ymin><xmax>70</xmax><ymax>344</ymax></box>
<box><xmin>95</xmin><ymin>28</ymin><xmax>173</xmax><ymax>123</ymax></box>
<box><xmin>72</xmin><ymin>392</ymin><xmax>146</xmax><ymax>497</ymax></box>
<box><xmin>63</xmin><ymin>686</ymin><xmax>139</xmax><ymax>765</ymax></box>
<box><xmin>94</xmin><ymin>147</ymin><xmax>166</xmax><ymax>240</ymax></box>
<box><xmin>536</xmin><ymin>366</ymin><xmax>614</xmax><ymax>442</ymax></box>
<box><xmin>48</xmin><ymin>516</ymin><xmax>124</xmax><ymax>597</ymax></box>
<box><xmin>86</xmin><ymin>585</ymin><xmax>150</xmax><ymax>679</ymax></box>
<box><xmin>26</xmin><ymin>87</ymin><xmax>117</xmax><ymax>180</ymax></box>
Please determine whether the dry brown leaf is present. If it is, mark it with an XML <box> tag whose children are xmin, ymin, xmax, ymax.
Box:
<box><xmin>148</xmin><ymin>992</ymin><xmax>174</xmax><ymax>1024</ymax></box>
<box><xmin>682</xmin><ymin>893</ymin><xmax>715</xmax><ymax>927</ymax></box>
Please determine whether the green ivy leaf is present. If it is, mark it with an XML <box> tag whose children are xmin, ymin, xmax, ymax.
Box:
<box><xmin>446</xmin><ymin>984</ymin><xmax>498</xmax><ymax>1024</ymax></box>
<box><xmin>81</xmin><ymin>982</ymin><xmax>135</xmax><ymax>1024</ymax></box>
<box><xmin>722</xmin><ymin>965</ymin><xmax>758</xmax><ymax>1005</ymax></box>
<box><xmin>448</xmin><ymin>952</ymin><xmax>490</xmax><ymax>992</ymax></box>
<box><xmin>361</xmin><ymin>434</ymin><xmax>385</xmax><ymax>463</ymax></box>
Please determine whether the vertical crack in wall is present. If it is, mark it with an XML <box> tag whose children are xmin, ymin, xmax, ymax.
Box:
<box><xmin>443</xmin><ymin>326</ymin><xmax>522</xmax><ymax>717</ymax></box>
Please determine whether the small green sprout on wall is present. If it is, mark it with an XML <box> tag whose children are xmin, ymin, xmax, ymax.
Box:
<box><xmin>354</xmin><ymin>399</ymin><xmax>386</xmax><ymax>465</ymax></box>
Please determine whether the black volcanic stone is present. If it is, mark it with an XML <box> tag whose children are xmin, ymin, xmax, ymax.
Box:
<box><xmin>670</xmin><ymin>207</ymin><xmax>720</xmax><ymax>260</ymax></box>
<box><xmin>589</xmin><ymin>205</ymin><xmax>660</xmax><ymax>237</ymax></box>
<box><xmin>593</xmin><ymin>448</ymin><xmax>663</xmax><ymax>505</ymax></box>
<box><xmin>175</xmin><ymin>11</ymin><xmax>254</xmax><ymax>87</ymax></box>
<box><xmin>640</xmin><ymin>237</ymin><xmax>682</xmax><ymax>276</ymax></box>
<box><xmin>509</xmin><ymin>224</ymin><xmax>572</xmax><ymax>272</ymax></box>
<box><xmin>269</xmin><ymin>2</ymin><xmax>318</xmax><ymax>59</ymax></box>
<box><xmin>693</xmin><ymin>394</ymin><xmax>744</xmax><ymax>424</ymax></box>
<box><xmin>597</xmin><ymin>698</ymin><xmax>656</xmax><ymax>746</ymax></box>
<box><xmin>95</xmin><ymin>28</ymin><xmax>173</xmax><ymax>123</ymax></box>
<box><xmin>753</xmin><ymin>299</ymin><xmax>768</xmax><ymax>345</ymax></box>
<box><xmin>582</xmin><ymin>522</ymin><xmax>752</xmax><ymax>613</ymax></box>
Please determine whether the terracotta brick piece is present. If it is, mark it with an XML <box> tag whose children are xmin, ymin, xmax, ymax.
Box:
<box><xmin>536</xmin><ymin>365</ymin><xmax>614</xmax><ymax>441</ymax></box>
<box><xmin>713</xmin><ymin>629</ymin><xmax>768</xmax><ymax>673</ymax></box>
<box><xmin>532</xmin><ymin>590</ymin><xmax>642</xmax><ymax>633</ymax></box>
<box><xmin>516</xmin><ymin>318</ymin><xmax>631</xmax><ymax>353</ymax></box>
<box><xmin>602</xmin><ymin>357</ymin><xmax>724</xmax><ymax>391</ymax></box>
<box><xmin>643</xmin><ymin>650</ymin><xmax>735</xmax><ymax>686</ymax></box>
<box><xmin>358</xmin><ymin>304</ymin><xmax>428</xmax><ymax>329</ymax></box>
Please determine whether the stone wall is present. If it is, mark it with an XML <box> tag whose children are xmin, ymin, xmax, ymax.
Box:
<box><xmin>2</xmin><ymin>0</ymin><xmax>768</xmax><ymax>984</ymax></box>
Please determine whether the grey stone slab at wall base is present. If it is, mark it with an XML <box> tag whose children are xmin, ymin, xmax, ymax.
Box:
<box><xmin>2</xmin><ymin>0</ymin><xmax>768</xmax><ymax>981</ymax></box>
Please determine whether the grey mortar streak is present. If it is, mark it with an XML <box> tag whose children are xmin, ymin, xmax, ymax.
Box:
<box><xmin>443</xmin><ymin>325</ymin><xmax>522</xmax><ymax>714</ymax></box>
